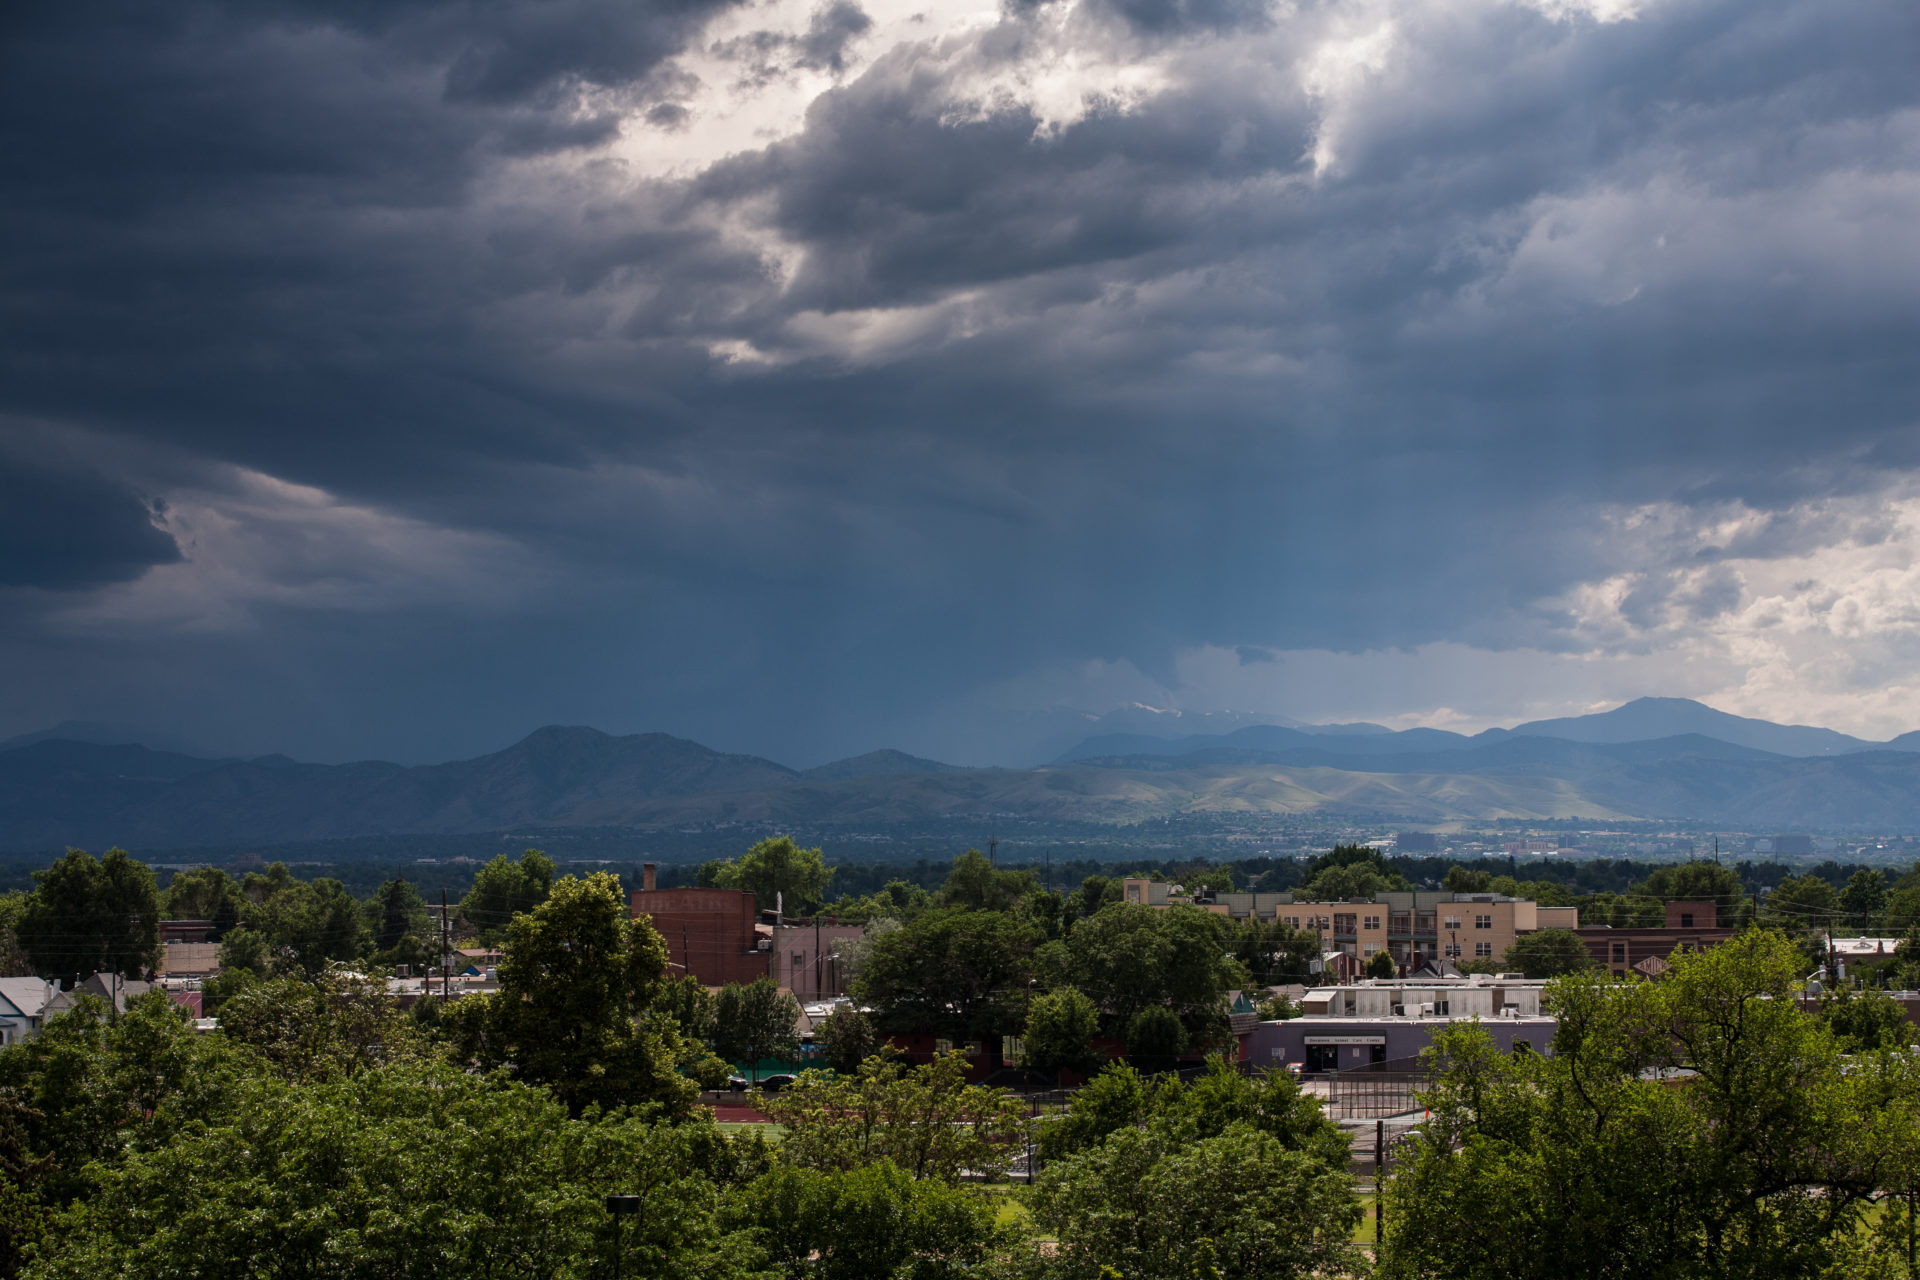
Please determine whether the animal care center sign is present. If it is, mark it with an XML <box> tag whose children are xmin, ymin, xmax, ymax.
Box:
<box><xmin>1302</xmin><ymin>1036</ymin><xmax>1387</xmax><ymax>1046</ymax></box>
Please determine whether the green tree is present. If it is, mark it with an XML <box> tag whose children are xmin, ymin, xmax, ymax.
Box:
<box><xmin>758</xmin><ymin>1051</ymin><xmax>1028</xmax><ymax>1183</ymax></box>
<box><xmin>853</xmin><ymin>908</ymin><xmax>1038</xmax><ymax>1042</ymax></box>
<box><xmin>249</xmin><ymin>876</ymin><xmax>366</xmax><ymax>975</ymax></box>
<box><xmin>1501</xmin><ymin>928</ymin><xmax>1594</xmax><ymax>979</ymax></box>
<box><xmin>1023</xmin><ymin>986</ymin><xmax>1103</xmax><ymax>1079</ymax></box>
<box><xmin>1297</xmin><ymin>843</ymin><xmax>1409</xmax><ymax>901</ymax></box>
<box><xmin>160</xmin><ymin>866</ymin><xmax>244</xmax><ymax>939</ymax></box>
<box><xmin>713</xmin><ymin>978</ymin><xmax>802</xmax><ymax>1078</ymax></box>
<box><xmin>18</xmin><ymin>849</ymin><xmax>161</xmax><ymax>984</ymax></box>
<box><xmin>364</xmin><ymin>877</ymin><xmax>431</xmax><ymax>967</ymax></box>
<box><xmin>1031</xmin><ymin>1121</ymin><xmax>1363</xmax><ymax>1280</ymax></box>
<box><xmin>0</xmin><ymin>895</ymin><xmax>31</xmax><ymax>979</ymax></box>
<box><xmin>1840</xmin><ymin>867</ymin><xmax>1889</xmax><ymax>928</ymax></box>
<box><xmin>1256</xmin><ymin>993</ymin><xmax>1302</xmax><ymax>1020</ymax></box>
<box><xmin>452</xmin><ymin>871</ymin><xmax>696</xmax><ymax>1116</ymax></box>
<box><xmin>1367</xmin><ymin>948</ymin><xmax>1398</xmax><ymax>979</ymax></box>
<box><xmin>1231</xmin><ymin>916</ymin><xmax>1321</xmax><ymax>986</ymax></box>
<box><xmin>458</xmin><ymin>849</ymin><xmax>554</xmax><ymax>945</ymax></box>
<box><xmin>1124</xmin><ymin>1006</ymin><xmax>1188</xmax><ymax>1074</ymax></box>
<box><xmin>1060</xmin><ymin>902</ymin><xmax>1244</xmax><ymax>1039</ymax></box>
<box><xmin>25</xmin><ymin>1063</ymin><xmax>767</xmax><ymax>1280</ymax></box>
<box><xmin>1444</xmin><ymin>865</ymin><xmax>1493</xmax><ymax>893</ymax></box>
<box><xmin>712</xmin><ymin>836</ymin><xmax>833</xmax><ymax>915</ymax></box>
<box><xmin>816</xmin><ymin>1006</ymin><xmax>878</xmax><ymax>1075</ymax></box>
<box><xmin>1071</xmin><ymin>875</ymin><xmax>1120</xmax><ymax>924</ymax></box>
<box><xmin>1038</xmin><ymin>1056</ymin><xmax>1349</xmax><ymax>1171</ymax></box>
<box><xmin>660</xmin><ymin>973</ymin><xmax>718</xmax><ymax>1044</ymax></box>
<box><xmin>1821</xmin><ymin>986</ymin><xmax>1914</xmax><ymax>1052</ymax></box>
<box><xmin>0</xmin><ymin>992</ymin><xmax>238</xmax><ymax>1208</ymax></box>
<box><xmin>936</xmin><ymin>851</ymin><xmax>1037</xmax><ymax>913</ymax></box>
<box><xmin>215</xmin><ymin>926</ymin><xmax>269</xmax><ymax>977</ymax></box>
<box><xmin>1641</xmin><ymin>859</ymin><xmax>1744</xmax><ymax>924</ymax></box>
<box><xmin>1379</xmin><ymin>930</ymin><xmax>1912</xmax><ymax>1280</ymax></box>
<box><xmin>724</xmin><ymin>1158</ymin><xmax>1014</xmax><ymax>1280</ymax></box>
<box><xmin>216</xmin><ymin>970</ymin><xmax>425</xmax><ymax>1081</ymax></box>
<box><xmin>1765</xmin><ymin>874</ymin><xmax>1839</xmax><ymax>932</ymax></box>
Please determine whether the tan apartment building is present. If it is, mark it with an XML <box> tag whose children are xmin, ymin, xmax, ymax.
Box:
<box><xmin>1121</xmin><ymin>879</ymin><xmax>1577</xmax><ymax>969</ymax></box>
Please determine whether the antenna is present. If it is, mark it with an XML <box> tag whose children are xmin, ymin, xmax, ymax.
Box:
<box><xmin>989</xmin><ymin>833</ymin><xmax>998</xmax><ymax>868</ymax></box>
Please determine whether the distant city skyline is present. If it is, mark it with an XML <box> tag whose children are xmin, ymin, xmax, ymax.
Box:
<box><xmin>2</xmin><ymin>0</ymin><xmax>1915</xmax><ymax>769</ymax></box>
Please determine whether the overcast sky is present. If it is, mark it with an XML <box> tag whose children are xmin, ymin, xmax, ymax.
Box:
<box><xmin>2</xmin><ymin>0</ymin><xmax>1917</xmax><ymax>767</ymax></box>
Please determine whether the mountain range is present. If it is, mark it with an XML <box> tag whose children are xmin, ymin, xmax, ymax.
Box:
<box><xmin>5</xmin><ymin>698</ymin><xmax>1920</xmax><ymax>850</ymax></box>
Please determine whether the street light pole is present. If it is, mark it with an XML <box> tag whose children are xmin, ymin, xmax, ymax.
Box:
<box><xmin>605</xmin><ymin>1195</ymin><xmax>640</xmax><ymax>1280</ymax></box>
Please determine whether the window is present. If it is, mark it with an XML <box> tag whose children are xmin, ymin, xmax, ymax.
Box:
<box><xmin>1444</xmin><ymin>915</ymin><xmax>1462</xmax><ymax>930</ymax></box>
<box><xmin>1286</xmin><ymin>916</ymin><xmax>1300</xmax><ymax>929</ymax></box>
<box><xmin>1611</xmin><ymin>942</ymin><xmax>1627</xmax><ymax>963</ymax></box>
<box><xmin>1475</xmin><ymin>941</ymin><xmax>1493</xmax><ymax>957</ymax></box>
<box><xmin>1334</xmin><ymin>913</ymin><xmax>1357</xmax><ymax>934</ymax></box>
<box><xmin>1680</xmin><ymin>912</ymin><xmax>1695</xmax><ymax>927</ymax></box>
<box><xmin>1474</xmin><ymin>914</ymin><xmax>1493</xmax><ymax>930</ymax></box>
<box><xmin>1363</xmin><ymin>944</ymin><xmax>1379</xmax><ymax>957</ymax></box>
<box><xmin>1445</xmin><ymin>941</ymin><xmax>1462</xmax><ymax>958</ymax></box>
<box><xmin>1364</xmin><ymin>915</ymin><xmax>1381</xmax><ymax>931</ymax></box>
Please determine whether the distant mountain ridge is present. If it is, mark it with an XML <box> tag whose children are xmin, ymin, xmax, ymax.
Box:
<box><xmin>4</xmin><ymin>699</ymin><xmax>1920</xmax><ymax>849</ymax></box>
<box><xmin>1055</xmin><ymin>697</ymin><xmax>1908</xmax><ymax>764</ymax></box>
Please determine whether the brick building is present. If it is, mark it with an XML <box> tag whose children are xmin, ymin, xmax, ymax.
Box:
<box><xmin>1577</xmin><ymin>899</ymin><xmax>1735</xmax><ymax>978</ymax></box>
<box><xmin>630</xmin><ymin>864</ymin><xmax>768</xmax><ymax>987</ymax></box>
<box><xmin>768</xmin><ymin>921</ymin><xmax>863</xmax><ymax>1000</ymax></box>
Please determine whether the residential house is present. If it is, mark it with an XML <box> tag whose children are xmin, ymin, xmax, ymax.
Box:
<box><xmin>0</xmin><ymin>978</ymin><xmax>61</xmax><ymax>1045</ymax></box>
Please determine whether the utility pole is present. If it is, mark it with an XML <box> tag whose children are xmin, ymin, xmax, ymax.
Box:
<box><xmin>1376</xmin><ymin>1118</ymin><xmax>1386</xmax><ymax>1245</ymax></box>
<box><xmin>989</xmin><ymin>833</ymin><xmax>998</xmax><ymax>868</ymax></box>
<box><xmin>814</xmin><ymin>915</ymin><xmax>822</xmax><ymax>1001</ymax></box>
<box><xmin>441</xmin><ymin>890</ymin><xmax>451</xmax><ymax>1002</ymax></box>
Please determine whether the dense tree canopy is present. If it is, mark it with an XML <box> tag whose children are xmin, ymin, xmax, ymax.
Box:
<box><xmin>853</xmin><ymin>908</ymin><xmax>1038</xmax><ymax>1041</ymax></box>
<box><xmin>711</xmin><ymin>978</ymin><xmax>801</xmax><ymax>1074</ymax></box>
<box><xmin>457</xmin><ymin>849</ymin><xmax>554</xmax><ymax>945</ymax></box>
<box><xmin>450</xmin><ymin>871</ymin><xmax>708</xmax><ymax>1115</ymax></box>
<box><xmin>710</xmin><ymin>836</ymin><xmax>833</xmax><ymax>915</ymax></box>
<box><xmin>1023</xmin><ymin>986</ymin><xmax>1104</xmax><ymax>1079</ymax></box>
<box><xmin>1050</xmin><ymin>902</ymin><xmax>1244</xmax><ymax>1039</ymax></box>
<box><xmin>935</xmin><ymin>850</ymin><xmax>1037</xmax><ymax>913</ymax></box>
<box><xmin>1501</xmin><ymin>928</ymin><xmax>1594</xmax><ymax>979</ymax></box>
<box><xmin>18</xmin><ymin>850</ymin><xmax>159</xmax><ymax>985</ymax></box>
<box><xmin>1380</xmin><ymin>930</ymin><xmax>1916</xmax><ymax>1280</ymax></box>
<box><xmin>1032</xmin><ymin>1058</ymin><xmax>1360</xmax><ymax>1280</ymax></box>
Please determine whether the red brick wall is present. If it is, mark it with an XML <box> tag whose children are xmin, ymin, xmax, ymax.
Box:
<box><xmin>1665</xmin><ymin>899</ymin><xmax>1719</xmax><ymax>928</ymax></box>
<box><xmin>632</xmin><ymin>888</ymin><xmax>768</xmax><ymax>987</ymax></box>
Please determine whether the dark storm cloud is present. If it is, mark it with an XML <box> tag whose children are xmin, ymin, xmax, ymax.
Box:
<box><xmin>0</xmin><ymin>456</ymin><xmax>180</xmax><ymax>590</ymax></box>
<box><xmin>796</xmin><ymin>2</ymin><xmax>874</xmax><ymax>73</ymax></box>
<box><xmin>0</xmin><ymin>0</ymin><xmax>1916</xmax><ymax>763</ymax></box>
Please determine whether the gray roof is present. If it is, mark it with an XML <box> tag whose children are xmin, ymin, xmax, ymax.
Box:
<box><xmin>0</xmin><ymin>978</ymin><xmax>57</xmax><ymax>1019</ymax></box>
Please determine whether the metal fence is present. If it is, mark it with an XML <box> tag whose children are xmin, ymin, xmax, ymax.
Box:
<box><xmin>1317</xmin><ymin>1054</ymin><xmax>1431</xmax><ymax>1120</ymax></box>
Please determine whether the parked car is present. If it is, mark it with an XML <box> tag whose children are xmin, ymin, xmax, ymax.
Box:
<box><xmin>726</xmin><ymin>1075</ymin><xmax>749</xmax><ymax>1093</ymax></box>
<box><xmin>757</xmin><ymin>1074</ymin><xmax>797</xmax><ymax>1093</ymax></box>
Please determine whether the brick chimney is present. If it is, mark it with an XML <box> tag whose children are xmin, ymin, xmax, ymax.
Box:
<box><xmin>642</xmin><ymin>862</ymin><xmax>657</xmax><ymax>892</ymax></box>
